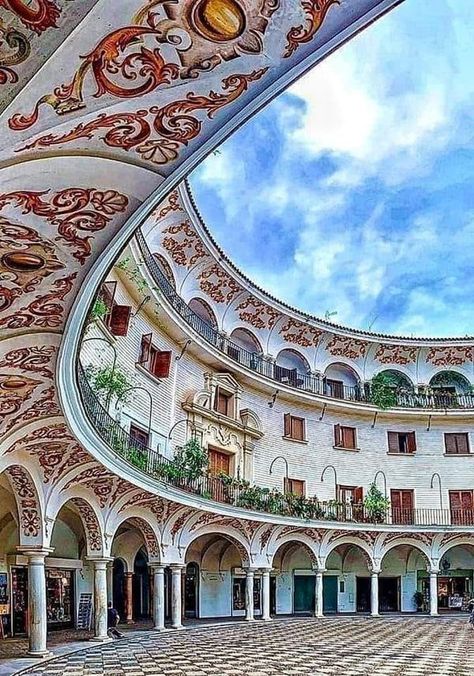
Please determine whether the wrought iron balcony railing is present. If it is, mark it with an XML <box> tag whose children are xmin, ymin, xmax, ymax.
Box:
<box><xmin>135</xmin><ymin>231</ymin><xmax>474</xmax><ymax>411</ymax></box>
<box><xmin>78</xmin><ymin>364</ymin><xmax>474</xmax><ymax>527</ymax></box>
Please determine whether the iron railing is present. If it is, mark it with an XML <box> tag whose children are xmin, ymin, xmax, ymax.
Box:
<box><xmin>135</xmin><ymin>231</ymin><xmax>474</xmax><ymax>411</ymax></box>
<box><xmin>78</xmin><ymin>364</ymin><xmax>474</xmax><ymax>526</ymax></box>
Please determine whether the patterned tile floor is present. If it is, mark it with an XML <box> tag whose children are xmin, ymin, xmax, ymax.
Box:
<box><xmin>10</xmin><ymin>617</ymin><xmax>474</xmax><ymax>676</ymax></box>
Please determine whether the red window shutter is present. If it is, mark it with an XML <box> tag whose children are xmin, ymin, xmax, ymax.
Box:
<box><xmin>353</xmin><ymin>486</ymin><xmax>363</xmax><ymax>503</ymax></box>
<box><xmin>292</xmin><ymin>417</ymin><xmax>305</xmax><ymax>441</ymax></box>
<box><xmin>449</xmin><ymin>491</ymin><xmax>461</xmax><ymax>511</ymax></box>
<box><xmin>342</xmin><ymin>426</ymin><xmax>356</xmax><ymax>449</ymax></box>
<box><xmin>445</xmin><ymin>433</ymin><xmax>460</xmax><ymax>454</ymax></box>
<box><xmin>407</xmin><ymin>432</ymin><xmax>417</xmax><ymax>453</ymax></box>
<box><xmin>461</xmin><ymin>491</ymin><xmax>473</xmax><ymax>511</ymax></box>
<box><xmin>284</xmin><ymin>414</ymin><xmax>291</xmax><ymax>438</ymax></box>
<box><xmin>391</xmin><ymin>490</ymin><xmax>401</xmax><ymax>509</ymax></box>
<box><xmin>100</xmin><ymin>281</ymin><xmax>117</xmax><ymax>326</ymax></box>
<box><xmin>387</xmin><ymin>432</ymin><xmax>399</xmax><ymax>453</ymax></box>
<box><xmin>334</xmin><ymin>424</ymin><xmax>342</xmax><ymax>447</ymax></box>
<box><xmin>152</xmin><ymin>350</ymin><xmax>172</xmax><ymax>378</ymax></box>
<box><xmin>110</xmin><ymin>305</ymin><xmax>131</xmax><ymax>336</ymax></box>
<box><xmin>401</xmin><ymin>490</ymin><xmax>413</xmax><ymax>510</ymax></box>
<box><xmin>139</xmin><ymin>333</ymin><xmax>152</xmax><ymax>365</ymax></box>
<box><xmin>457</xmin><ymin>433</ymin><xmax>469</xmax><ymax>454</ymax></box>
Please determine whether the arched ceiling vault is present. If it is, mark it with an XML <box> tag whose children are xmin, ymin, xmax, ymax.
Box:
<box><xmin>0</xmin><ymin>0</ymin><xmax>404</xmax><ymax>506</ymax></box>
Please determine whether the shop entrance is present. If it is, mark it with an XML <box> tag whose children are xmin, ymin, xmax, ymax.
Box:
<box><xmin>112</xmin><ymin>558</ymin><xmax>125</xmax><ymax>619</ymax></box>
<box><xmin>270</xmin><ymin>576</ymin><xmax>277</xmax><ymax>615</ymax></box>
<box><xmin>356</xmin><ymin>577</ymin><xmax>371</xmax><ymax>612</ymax></box>
<box><xmin>184</xmin><ymin>562</ymin><xmax>199</xmax><ymax>618</ymax></box>
<box><xmin>438</xmin><ymin>576</ymin><xmax>471</xmax><ymax>611</ymax></box>
<box><xmin>11</xmin><ymin>567</ymin><xmax>28</xmax><ymax>636</ymax></box>
<box><xmin>46</xmin><ymin>569</ymin><xmax>74</xmax><ymax>629</ymax></box>
<box><xmin>294</xmin><ymin>575</ymin><xmax>315</xmax><ymax>614</ymax></box>
<box><xmin>323</xmin><ymin>576</ymin><xmax>338</xmax><ymax>614</ymax></box>
<box><xmin>379</xmin><ymin>577</ymin><xmax>400</xmax><ymax>612</ymax></box>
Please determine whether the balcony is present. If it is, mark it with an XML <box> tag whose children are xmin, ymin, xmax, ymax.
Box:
<box><xmin>135</xmin><ymin>231</ymin><xmax>474</xmax><ymax>412</ymax></box>
<box><xmin>77</xmin><ymin>364</ymin><xmax>474</xmax><ymax>527</ymax></box>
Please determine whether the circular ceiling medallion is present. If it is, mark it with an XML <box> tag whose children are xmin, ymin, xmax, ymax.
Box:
<box><xmin>1</xmin><ymin>376</ymin><xmax>27</xmax><ymax>390</ymax></box>
<box><xmin>2</xmin><ymin>251</ymin><xmax>45</xmax><ymax>272</ymax></box>
<box><xmin>191</xmin><ymin>0</ymin><xmax>246</xmax><ymax>42</ymax></box>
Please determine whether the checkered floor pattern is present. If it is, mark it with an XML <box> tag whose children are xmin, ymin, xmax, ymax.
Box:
<box><xmin>16</xmin><ymin>617</ymin><xmax>474</xmax><ymax>676</ymax></box>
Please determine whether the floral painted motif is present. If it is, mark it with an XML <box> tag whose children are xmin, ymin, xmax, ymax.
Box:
<box><xmin>162</xmin><ymin>220</ymin><xmax>209</xmax><ymax>267</ymax></box>
<box><xmin>71</xmin><ymin>498</ymin><xmax>102</xmax><ymax>552</ymax></box>
<box><xmin>0</xmin><ymin>346</ymin><xmax>56</xmax><ymax>378</ymax></box>
<box><xmin>0</xmin><ymin>188</ymin><xmax>129</xmax><ymax>264</ymax></box>
<box><xmin>0</xmin><ymin>373</ymin><xmax>41</xmax><ymax>418</ymax></box>
<box><xmin>5</xmin><ymin>465</ymin><xmax>41</xmax><ymax>538</ymax></box>
<box><xmin>62</xmin><ymin>467</ymin><xmax>135</xmax><ymax>508</ymax></box>
<box><xmin>1</xmin><ymin>385</ymin><xmax>60</xmax><ymax>435</ymax></box>
<box><xmin>284</xmin><ymin>0</ymin><xmax>340</xmax><ymax>57</ymax></box>
<box><xmin>326</xmin><ymin>335</ymin><xmax>368</xmax><ymax>359</ymax></box>
<box><xmin>279</xmin><ymin>318</ymin><xmax>322</xmax><ymax>347</ymax></box>
<box><xmin>15</xmin><ymin>70</ymin><xmax>268</xmax><ymax>167</ymax></box>
<box><xmin>426</xmin><ymin>346</ymin><xmax>473</xmax><ymax>367</ymax></box>
<box><xmin>199</xmin><ymin>264</ymin><xmax>242</xmax><ymax>304</ymax></box>
<box><xmin>129</xmin><ymin>517</ymin><xmax>160</xmax><ymax>557</ymax></box>
<box><xmin>236</xmin><ymin>296</ymin><xmax>281</xmax><ymax>330</ymax></box>
<box><xmin>374</xmin><ymin>344</ymin><xmax>418</xmax><ymax>365</ymax></box>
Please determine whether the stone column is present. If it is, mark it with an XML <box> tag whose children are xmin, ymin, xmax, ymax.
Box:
<box><xmin>314</xmin><ymin>570</ymin><xmax>325</xmax><ymax>617</ymax></box>
<box><xmin>88</xmin><ymin>558</ymin><xmax>113</xmax><ymax>642</ymax></box>
<box><xmin>124</xmin><ymin>571</ymin><xmax>134</xmax><ymax>624</ymax></box>
<box><xmin>245</xmin><ymin>569</ymin><xmax>255</xmax><ymax>621</ymax></box>
<box><xmin>170</xmin><ymin>565</ymin><xmax>184</xmax><ymax>629</ymax></box>
<box><xmin>18</xmin><ymin>547</ymin><xmax>53</xmax><ymax>657</ymax></box>
<box><xmin>152</xmin><ymin>565</ymin><xmax>165</xmax><ymax>630</ymax></box>
<box><xmin>371</xmin><ymin>571</ymin><xmax>380</xmax><ymax>616</ymax></box>
<box><xmin>106</xmin><ymin>561</ymin><xmax>113</xmax><ymax>605</ymax></box>
<box><xmin>429</xmin><ymin>570</ymin><xmax>439</xmax><ymax>616</ymax></box>
<box><xmin>261</xmin><ymin>569</ymin><xmax>271</xmax><ymax>621</ymax></box>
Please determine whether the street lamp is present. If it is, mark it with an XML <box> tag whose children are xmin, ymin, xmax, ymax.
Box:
<box><xmin>430</xmin><ymin>472</ymin><xmax>443</xmax><ymax>510</ymax></box>
<box><xmin>320</xmin><ymin>464</ymin><xmax>338</xmax><ymax>499</ymax></box>
<box><xmin>373</xmin><ymin>470</ymin><xmax>387</xmax><ymax>499</ymax></box>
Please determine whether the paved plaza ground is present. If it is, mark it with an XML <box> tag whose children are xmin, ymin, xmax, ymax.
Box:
<box><xmin>5</xmin><ymin>616</ymin><xmax>474</xmax><ymax>676</ymax></box>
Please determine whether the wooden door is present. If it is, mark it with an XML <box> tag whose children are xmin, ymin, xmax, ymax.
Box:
<box><xmin>391</xmin><ymin>489</ymin><xmax>414</xmax><ymax>524</ymax></box>
<box><xmin>323</xmin><ymin>576</ymin><xmax>338</xmax><ymax>613</ymax></box>
<box><xmin>208</xmin><ymin>448</ymin><xmax>230</xmax><ymax>476</ymax></box>
<box><xmin>449</xmin><ymin>490</ymin><xmax>474</xmax><ymax>525</ymax></box>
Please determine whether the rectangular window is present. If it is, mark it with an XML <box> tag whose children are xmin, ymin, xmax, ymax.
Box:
<box><xmin>213</xmin><ymin>387</ymin><xmax>233</xmax><ymax>417</ymax></box>
<box><xmin>138</xmin><ymin>334</ymin><xmax>172</xmax><ymax>378</ymax></box>
<box><xmin>449</xmin><ymin>490</ymin><xmax>474</xmax><ymax>526</ymax></box>
<box><xmin>334</xmin><ymin>424</ymin><xmax>357</xmax><ymax>450</ymax></box>
<box><xmin>390</xmin><ymin>489</ymin><xmax>414</xmax><ymax>525</ymax></box>
<box><xmin>284</xmin><ymin>478</ymin><xmax>306</xmax><ymax>496</ymax></box>
<box><xmin>208</xmin><ymin>447</ymin><xmax>231</xmax><ymax>476</ymax></box>
<box><xmin>284</xmin><ymin>414</ymin><xmax>306</xmax><ymax>441</ymax></box>
<box><xmin>445</xmin><ymin>433</ymin><xmax>470</xmax><ymax>455</ymax></box>
<box><xmin>130</xmin><ymin>424</ymin><xmax>149</xmax><ymax>450</ymax></box>
<box><xmin>387</xmin><ymin>431</ymin><xmax>416</xmax><ymax>454</ymax></box>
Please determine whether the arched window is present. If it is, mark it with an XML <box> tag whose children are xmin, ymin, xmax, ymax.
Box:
<box><xmin>229</xmin><ymin>328</ymin><xmax>262</xmax><ymax>354</ymax></box>
<box><xmin>376</xmin><ymin>369</ymin><xmax>414</xmax><ymax>391</ymax></box>
<box><xmin>189</xmin><ymin>297</ymin><xmax>218</xmax><ymax>328</ymax></box>
<box><xmin>275</xmin><ymin>349</ymin><xmax>309</xmax><ymax>387</ymax></box>
<box><xmin>429</xmin><ymin>371</ymin><xmax>471</xmax><ymax>395</ymax></box>
<box><xmin>324</xmin><ymin>362</ymin><xmax>360</xmax><ymax>398</ymax></box>
<box><xmin>152</xmin><ymin>253</ymin><xmax>175</xmax><ymax>289</ymax></box>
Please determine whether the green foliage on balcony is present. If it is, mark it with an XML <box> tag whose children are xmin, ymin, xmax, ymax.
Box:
<box><xmin>369</xmin><ymin>372</ymin><xmax>399</xmax><ymax>409</ymax></box>
<box><xmin>363</xmin><ymin>482</ymin><xmax>390</xmax><ymax>523</ymax></box>
<box><xmin>86</xmin><ymin>364</ymin><xmax>132</xmax><ymax>402</ymax></box>
<box><xmin>158</xmin><ymin>438</ymin><xmax>209</xmax><ymax>482</ymax></box>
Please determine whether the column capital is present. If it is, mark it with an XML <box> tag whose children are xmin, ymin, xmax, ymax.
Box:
<box><xmin>312</xmin><ymin>566</ymin><xmax>326</xmax><ymax>574</ymax></box>
<box><xmin>170</xmin><ymin>563</ymin><xmax>186</xmax><ymax>571</ymax></box>
<box><xmin>370</xmin><ymin>568</ymin><xmax>381</xmax><ymax>575</ymax></box>
<box><xmin>86</xmin><ymin>556</ymin><xmax>113</xmax><ymax>568</ymax></box>
<box><xmin>151</xmin><ymin>563</ymin><xmax>165</xmax><ymax>573</ymax></box>
<box><xmin>17</xmin><ymin>546</ymin><xmax>54</xmax><ymax>561</ymax></box>
<box><xmin>429</xmin><ymin>568</ymin><xmax>440</xmax><ymax>575</ymax></box>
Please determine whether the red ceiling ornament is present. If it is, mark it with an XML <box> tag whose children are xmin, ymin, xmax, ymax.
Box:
<box><xmin>326</xmin><ymin>334</ymin><xmax>368</xmax><ymax>359</ymax></box>
<box><xmin>0</xmin><ymin>0</ymin><xmax>61</xmax><ymax>34</ymax></box>
<box><xmin>374</xmin><ymin>344</ymin><xmax>418</xmax><ymax>366</ymax></box>
<box><xmin>284</xmin><ymin>0</ymin><xmax>340</xmax><ymax>57</ymax></box>
<box><xmin>162</xmin><ymin>220</ymin><xmax>209</xmax><ymax>267</ymax></box>
<box><xmin>279</xmin><ymin>318</ymin><xmax>323</xmax><ymax>347</ymax></box>
<box><xmin>236</xmin><ymin>296</ymin><xmax>281</xmax><ymax>330</ymax></box>
<box><xmin>426</xmin><ymin>346</ymin><xmax>473</xmax><ymax>367</ymax></box>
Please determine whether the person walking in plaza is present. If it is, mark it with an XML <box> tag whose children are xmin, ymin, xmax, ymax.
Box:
<box><xmin>107</xmin><ymin>601</ymin><xmax>124</xmax><ymax>639</ymax></box>
<box><xmin>467</xmin><ymin>598</ymin><xmax>474</xmax><ymax>629</ymax></box>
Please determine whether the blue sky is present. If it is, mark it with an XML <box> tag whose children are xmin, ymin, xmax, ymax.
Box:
<box><xmin>190</xmin><ymin>0</ymin><xmax>474</xmax><ymax>337</ymax></box>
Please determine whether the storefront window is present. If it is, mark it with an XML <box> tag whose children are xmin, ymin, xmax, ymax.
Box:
<box><xmin>232</xmin><ymin>577</ymin><xmax>261</xmax><ymax>611</ymax></box>
<box><xmin>46</xmin><ymin>569</ymin><xmax>74</xmax><ymax>628</ymax></box>
<box><xmin>11</xmin><ymin>567</ymin><xmax>28</xmax><ymax>635</ymax></box>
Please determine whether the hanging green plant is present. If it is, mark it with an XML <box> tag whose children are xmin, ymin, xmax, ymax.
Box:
<box><xmin>158</xmin><ymin>438</ymin><xmax>208</xmax><ymax>482</ymax></box>
<box><xmin>369</xmin><ymin>372</ymin><xmax>398</xmax><ymax>409</ymax></box>
<box><xmin>85</xmin><ymin>364</ymin><xmax>132</xmax><ymax>402</ymax></box>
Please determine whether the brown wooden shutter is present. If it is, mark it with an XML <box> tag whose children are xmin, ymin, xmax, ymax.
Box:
<box><xmin>457</xmin><ymin>433</ymin><xmax>469</xmax><ymax>454</ymax></box>
<box><xmin>110</xmin><ymin>304</ymin><xmax>131</xmax><ymax>336</ymax></box>
<box><xmin>407</xmin><ymin>432</ymin><xmax>417</xmax><ymax>454</ymax></box>
<box><xmin>342</xmin><ymin>426</ymin><xmax>356</xmax><ymax>449</ymax></box>
<box><xmin>334</xmin><ymin>424</ymin><xmax>342</xmax><ymax>447</ymax></box>
<box><xmin>387</xmin><ymin>432</ymin><xmax>399</xmax><ymax>454</ymax></box>
<box><xmin>138</xmin><ymin>333</ymin><xmax>152</xmax><ymax>365</ymax></box>
<box><xmin>284</xmin><ymin>414</ymin><xmax>291</xmax><ymax>438</ymax></box>
<box><xmin>353</xmin><ymin>486</ymin><xmax>363</xmax><ymax>503</ymax></box>
<box><xmin>293</xmin><ymin>417</ymin><xmax>305</xmax><ymax>441</ymax></box>
<box><xmin>449</xmin><ymin>491</ymin><xmax>461</xmax><ymax>511</ymax></box>
<box><xmin>445</xmin><ymin>433</ymin><xmax>458</xmax><ymax>454</ymax></box>
<box><xmin>391</xmin><ymin>489</ymin><xmax>401</xmax><ymax>509</ymax></box>
<box><xmin>152</xmin><ymin>350</ymin><xmax>172</xmax><ymax>378</ymax></box>
<box><xmin>401</xmin><ymin>490</ymin><xmax>413</xmax><ymax>510</ymax></box>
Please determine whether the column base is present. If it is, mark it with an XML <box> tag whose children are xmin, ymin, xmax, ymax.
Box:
<box><xmin>430</xmin><ymin>612</ymin><xmax>439</xmax><ymax>617</ymax></box>
<box><xmin>171</xmin><ymin>624</ymin><xmax>184</xmax><ymax>630</ymax></box>
<box><xmin>371</xmin><ymin>613</ymin><xmax>380</xmax><ymax>617</ymax></box>
<box><xmin>126</xmin><ymin>620</ymin><xmax>135</xmax><ymax>625</ymax></box>
<box><xmin>27</xmin><ymin>650</ymin><xmax>52</xmax><ymax>658</ymax></box>
<box><xmin>154</xmin><ymin>625</ymin><xmax>167</xmax><ymax>631</ymax></box>
<box><xmin>261</xmin><ymin>616</ymin><xmax>272</xmax><ymax>621</ymax></box>
<box><xmin>89</xmin><ymin>636</ymin><xmax>113</xmax><ymax>643</ymax></box>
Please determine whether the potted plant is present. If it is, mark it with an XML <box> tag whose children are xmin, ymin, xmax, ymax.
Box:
<box><xmin>369</xmin><ymin>372</ymin><xmax>398</xmax><ymax>409</ymax></box>
<box><xmin>363</xmin><ymin>483</ymin><xmax>390</xmax><ymax>523</ymax></box>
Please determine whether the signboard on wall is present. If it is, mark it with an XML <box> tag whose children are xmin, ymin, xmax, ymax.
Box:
<box><xmin>77</xmin><ymin>593</ymin><xmax>92</xmax><ymax>630</ymax></box>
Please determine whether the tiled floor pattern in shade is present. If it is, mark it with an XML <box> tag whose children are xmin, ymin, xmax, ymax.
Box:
<box><xmin>15</xmin><ymin>617</ymin><xmax>474</xmax><ymax>676</ymax></box>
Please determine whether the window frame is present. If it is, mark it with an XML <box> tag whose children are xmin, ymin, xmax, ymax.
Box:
<box><xmin>444</xmin><ymin>432</ymin><xmax>470</xmax><ymax>455</ymax></box>
<box><xmin>137</xmin><ymin>333</ymin><xmax>172</xmax><ymax>379</ymax></box>
<box><xmin>283</xmin><ymin>414</ymin><xmax>306</xmax><ymax>442</ymax></box>
<box><xmin>334</xmin><ymin>424</ymin><xmax>357</xmax><ymax>450</ymax></box>
<box><xmin>387</xmin><ymin>431</ymin><xmax>416</xmax><ymax>455</ymax></box>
